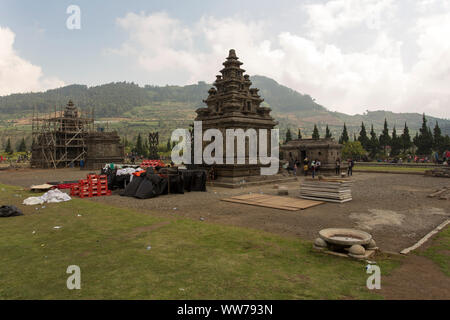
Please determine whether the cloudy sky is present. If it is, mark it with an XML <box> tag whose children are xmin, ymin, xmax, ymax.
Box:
<box><xmin>0</xmin><ymin>0</ymin><xmax>449</xmax><ymax>118</ymax></box>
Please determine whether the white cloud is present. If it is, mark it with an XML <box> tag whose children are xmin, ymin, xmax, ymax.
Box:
<box><xmin>304</xmin><ymin>0</ymin><xmax>396</xmax><ymax>39</ymax></box>
<box><xmin>111</xmin><ymin>2</ymin><xmax>450</xmax><ymax>118</ymax></box>
<box><xmin>0</xmin><ymin>26</ymin><xmax>64</xmax><ymax>96</ymax></box>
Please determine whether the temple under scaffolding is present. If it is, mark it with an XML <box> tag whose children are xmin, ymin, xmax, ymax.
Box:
<box><xmin>31</xmin><ymin>100</ymin><xmax>124</xmax><ymax>169</ymax></box>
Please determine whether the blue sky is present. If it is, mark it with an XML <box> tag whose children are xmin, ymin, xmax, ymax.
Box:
<box><xmin>1</xmin><ymin>0</ymin><xmax>449</xmax><ymax>118</ymax></box>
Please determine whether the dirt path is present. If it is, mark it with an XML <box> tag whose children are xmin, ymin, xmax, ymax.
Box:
<box><xmin>379</xmin><ymin>228</ymin><xmax>450</xmax><ymax>299</ymax></box>
<box><xmin>379</xmin><ymin>255</ymin><xmax>449</xmax><ymax>299</ymax></box>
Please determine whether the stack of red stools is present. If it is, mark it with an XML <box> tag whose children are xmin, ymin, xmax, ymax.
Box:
<box><xmin>70</xmin><ymin>174</ymin><xmax>112</xmax><ymax>198</ymax></box>
<box><xmin>140</xmin><ymin>159</ymin><xmax>165</xmax><ymax>168</ymax></box>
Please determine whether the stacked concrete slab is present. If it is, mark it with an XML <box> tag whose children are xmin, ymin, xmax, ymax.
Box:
<box><xmin>300</xmin><ymin>177</ymin><xmax>353</xmax><ymax>203</ymax></box>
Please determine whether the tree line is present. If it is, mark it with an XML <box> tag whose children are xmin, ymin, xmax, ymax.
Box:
<box><xmin>284</xmin><ymin>113</ymin><xmax>450</xmax><ymax>159</ymax></box>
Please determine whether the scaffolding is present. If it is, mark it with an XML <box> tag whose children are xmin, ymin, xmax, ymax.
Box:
<box><xmin>31</xmin><ymin>100</ymin><xmax>95</xmax><ymax>168</ymax></box>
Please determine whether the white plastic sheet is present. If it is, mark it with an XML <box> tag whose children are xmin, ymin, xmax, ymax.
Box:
<box><xmin>23</xmin><ymin>189</ymin><xmax>71</xmax><ymax>205</ymax></box>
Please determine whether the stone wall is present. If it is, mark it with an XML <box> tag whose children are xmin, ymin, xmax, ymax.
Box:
<box><xmin>84</xmin><ymin>132</ymin><xmax>124</xmax><ymax>170</ymax></box>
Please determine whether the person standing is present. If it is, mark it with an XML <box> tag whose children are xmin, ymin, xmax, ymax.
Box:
<box><xmin>347</xmin><ymin>159</ymin><xmax>354</xmax><ymax>176</ymax></box>
<box><xmin>303</xmin><ymin>163</ymin><xmax>309</xmax><ymax>176</ymax></box>
<box><xmin>311</xmin><ymin>160</ymin><xmax>316</xmax><ymax>179</ymax></box>
<box><xmin>315</xmin><ymin>159</ymin><xmax>321</xmax><ymax>175</ymax></box>
<box><xmin>335</xmin><ymin>158</ymin><xmax>341</xmax><ymax>175</ymax></box>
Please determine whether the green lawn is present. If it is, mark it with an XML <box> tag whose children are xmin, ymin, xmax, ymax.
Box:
<box><xmin>0</xmin><ymin>183</ymin><xmax>401</xmax><ymax>299</ymax></box>
<box><xmin>354</xmin><ymin>165</ymin><xmax>429</xmax><ymax>173</ymax></box>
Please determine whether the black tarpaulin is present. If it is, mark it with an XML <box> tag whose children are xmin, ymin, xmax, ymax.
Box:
<box><xmin>121</xmin><ymin>176</ymin><xmax>144</xmax><ymax>197</ymax></box>
<box><xmin>0</xmin><ymin>205</ymin><xmax>23</xmax><ymax>217</ymax></box>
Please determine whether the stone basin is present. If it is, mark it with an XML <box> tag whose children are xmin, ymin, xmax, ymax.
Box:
<box><xmin>319</xmin><ymin>228</ymin><xmax>372</xmax><ymax>246</ymax></box>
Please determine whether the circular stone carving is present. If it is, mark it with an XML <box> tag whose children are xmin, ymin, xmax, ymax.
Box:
<box><xmin>319</xmin><ymin>228</ymin><xmax>372</xmax><ymax>246</ymax></box>
<box><xmin>348</xmin><ymin>244</ymin><xmax>366</xmax><ymax>256</ymax></box>
<box><xmin>314</xmin><ymin>237</ymin><xmax>328</xmax><ymax>249</ymax></box>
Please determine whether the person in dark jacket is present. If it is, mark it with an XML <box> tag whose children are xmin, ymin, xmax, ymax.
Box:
<box><xmin>347</xmin><ymin>159</ymin><xmax>354</xmax><ymax>176</ymax></box>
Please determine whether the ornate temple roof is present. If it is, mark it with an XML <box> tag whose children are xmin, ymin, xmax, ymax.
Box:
<box><xmin>195</xmin><ymin>49</ymin><xmax>273</xmax><ymax>120</ymax></box>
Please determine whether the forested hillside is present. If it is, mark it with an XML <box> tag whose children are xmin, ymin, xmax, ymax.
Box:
<box><xmin>0</xmin><ymin>75</ymin><xmax>449</xmax><ymax>137</ymax></box>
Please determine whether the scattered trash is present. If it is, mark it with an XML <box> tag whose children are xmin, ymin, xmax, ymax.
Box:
<box><xmin>41</xmin><ymin>244</ymin><xmax>45</xmax><ymax>247</ymax></box>
<box><xmin>173</xmin><ymin>207</ymin><xmax>177</xmax><ymax>210</ymax></box>
<box><xmin>53</xmin><ymin>226</ymin><xmax>62</xmax><ymax>229</ymax></box>
<box><xmin>32</xmin><ymin>231</ymin><xmax>36</xmax><ymax>234</ymax></box>
<box><xmin>77</xmin><ymin>214</ymin><xmax>82</xmax><ymax>217</ymax></box>
<box><xmin>0</xmin><ymin>205</ymin><xmax>23</xmax><ymax>217</ymax></box>
<box><xmin>200</xmin><ymin>217</ymin><xmax>205</xmax><ymax>221</ymax></box>
<box><xmin>41</xmin><ymin>206</ymin><xmax>46</xmax><ymax>209</ymax></box>
<box><xmin>179</xmin><ymin>288</ymin><xmax>185</xmax><ymax>291</ymax></box>
<box><xmin>146</xmin><ymin>245</ymin><xmax>152</xmax><ymax>250</ymax></box>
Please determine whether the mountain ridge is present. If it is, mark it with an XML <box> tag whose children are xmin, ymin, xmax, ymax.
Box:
<box><xmin>0</xmin><ymin>75</ymin><xmax>449</xmax><ymax>137</ymax></box>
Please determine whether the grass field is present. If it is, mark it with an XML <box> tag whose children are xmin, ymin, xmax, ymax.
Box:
<box><xmin>0</xmin><ymin>183</ymin><xmax>405</xmax><ymax>300</ymax></box>
<box><xmin>353</xmin><ymin>165</ymin><xmax>430</xmax><ymax>173</ymax></box>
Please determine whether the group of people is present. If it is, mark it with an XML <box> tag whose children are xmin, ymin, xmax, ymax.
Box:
<box><xmin>287</xmin><ymin>157</ymin><xmax>355</xmax><ymax>178</ymax></box>
<box><xmin>289</xmin><ymin>157</ymin><xmax>322</xmax><ymax>178</ymax></box>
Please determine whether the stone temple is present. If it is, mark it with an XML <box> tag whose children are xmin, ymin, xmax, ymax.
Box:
<box><xmin>195</xmin><ymin>49</ymin><xmax>294</xmax><ymax>187</ymax></box>
<box><xmin>281</xmin><ymin>138</ymin><xmax>346</xmax><ymax>175</ymax></box>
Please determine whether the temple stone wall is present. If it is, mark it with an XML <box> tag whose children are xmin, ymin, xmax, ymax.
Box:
<box><xmin>281</xmin><ymin>138</ymin><xmax>346</xmax><ymax>175</ymax></box>
<box><xmin>85</xmin><ymin>132</ymin><xmax>124</xmax><ymax>170</ymax></box>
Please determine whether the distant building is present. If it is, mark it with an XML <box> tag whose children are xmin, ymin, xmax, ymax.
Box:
<box><xmin>281</xmin><ymin>138</ymin><xmax>345</xmax><ymax>175</ymax></box>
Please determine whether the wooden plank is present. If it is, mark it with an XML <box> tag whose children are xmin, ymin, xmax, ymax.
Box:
<box><xmin>222</xmin><ymin>198</ymin><xmax>300</xmax><ymax>211</ymax></box>
<box><xmin>221</xmin><ymin>194</ymin><xmax>324</xmax><ymax>211</ymax></box>
<box><xmin>427</xmin><ymin>187</ymin><xmax>448</xmax><ymax>198</ymax></box>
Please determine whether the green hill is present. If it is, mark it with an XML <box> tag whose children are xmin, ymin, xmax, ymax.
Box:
<box><xmin>0</xmin><ymin>75</ymin><xmax>449</xmax><ymax>147</ymax></box>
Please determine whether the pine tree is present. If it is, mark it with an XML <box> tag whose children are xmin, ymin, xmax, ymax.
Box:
<box><xmin>379</xmin><ymin>118</ymin><xmax>391</xmax><ymax>155</ymax></box>
<box><xmin>312</xmin><ymin>124</ymin><xmax>320</xmax><ymax>140</ymax></box>
<box><xmin>400</xmin><ymin>122</ymin><xmax>412</xmax><ymax>153</ymax></box>
<box><xmin>285</xmin><ymin>128</ymin><xmax>292</xmax><ymax>143</ymax></box>
<box><xmin>325</xmin><ymin>125</ymin><xmax>332</xmax><ymax>138</ymax></box>
<box><xmin>415</xmin><ymin>114</ymin><xmax>434</xmax><ymax>155</ymax></box>
<box><xmin>5</xmin><ymin>138</ymin><xmax>12</xmax><ymax>154</ymax></box>
<box><xmin>135</xmin><ymin>133</ymin><xmax>143</xmax><ymax>156</ymax></box>
<box><xmin>390</xmin><ymin>126</ymin><xmax>401</xmax><ymax>156</ymax></box>
<box><xmin>358</xmin><ymin>122</ymin><xmax>370</xmax><ymax>150</ymax></box>
<box><xmin>339</xmin><ymin>123</ymin><xmax>349</xmax><ymax>144</ymax></box>
<box><xmin>143</xmin><ymin>140</ymin><xmax>149</xmax><ymax>158</ymax></box>
<box><xmin>298</xmin><ymin>129</ymin><xmax>302</xmax><ymax>139</ymax></box>
<box><xmin>433</xmin><ymin>121</ymin><xmax>444</xmax><ymax>153</ymax></box>
<box><xmin>368</xmin><ymin>124</ymin><xmax>380</xmax><ymax>159</ymax></box>
<box><xmin>18</xmin><ymin>137</ymin><xmax>26</xmax><ymax>152</ymax></box>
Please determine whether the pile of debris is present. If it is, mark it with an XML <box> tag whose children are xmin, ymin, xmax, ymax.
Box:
<box><xmin>300</xmin><ymin>177</ymin><xmax>353</xmax><ymax>203</ymax></box>
<box><xmin>427</xmin><ymin>186</ymin><xmax>449</xmax><ymax>200</ymax></box>
<box><xmin>425</xmin><ymin>167</ymin><xmax>450</xmax><ymax>178</ymax></box>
